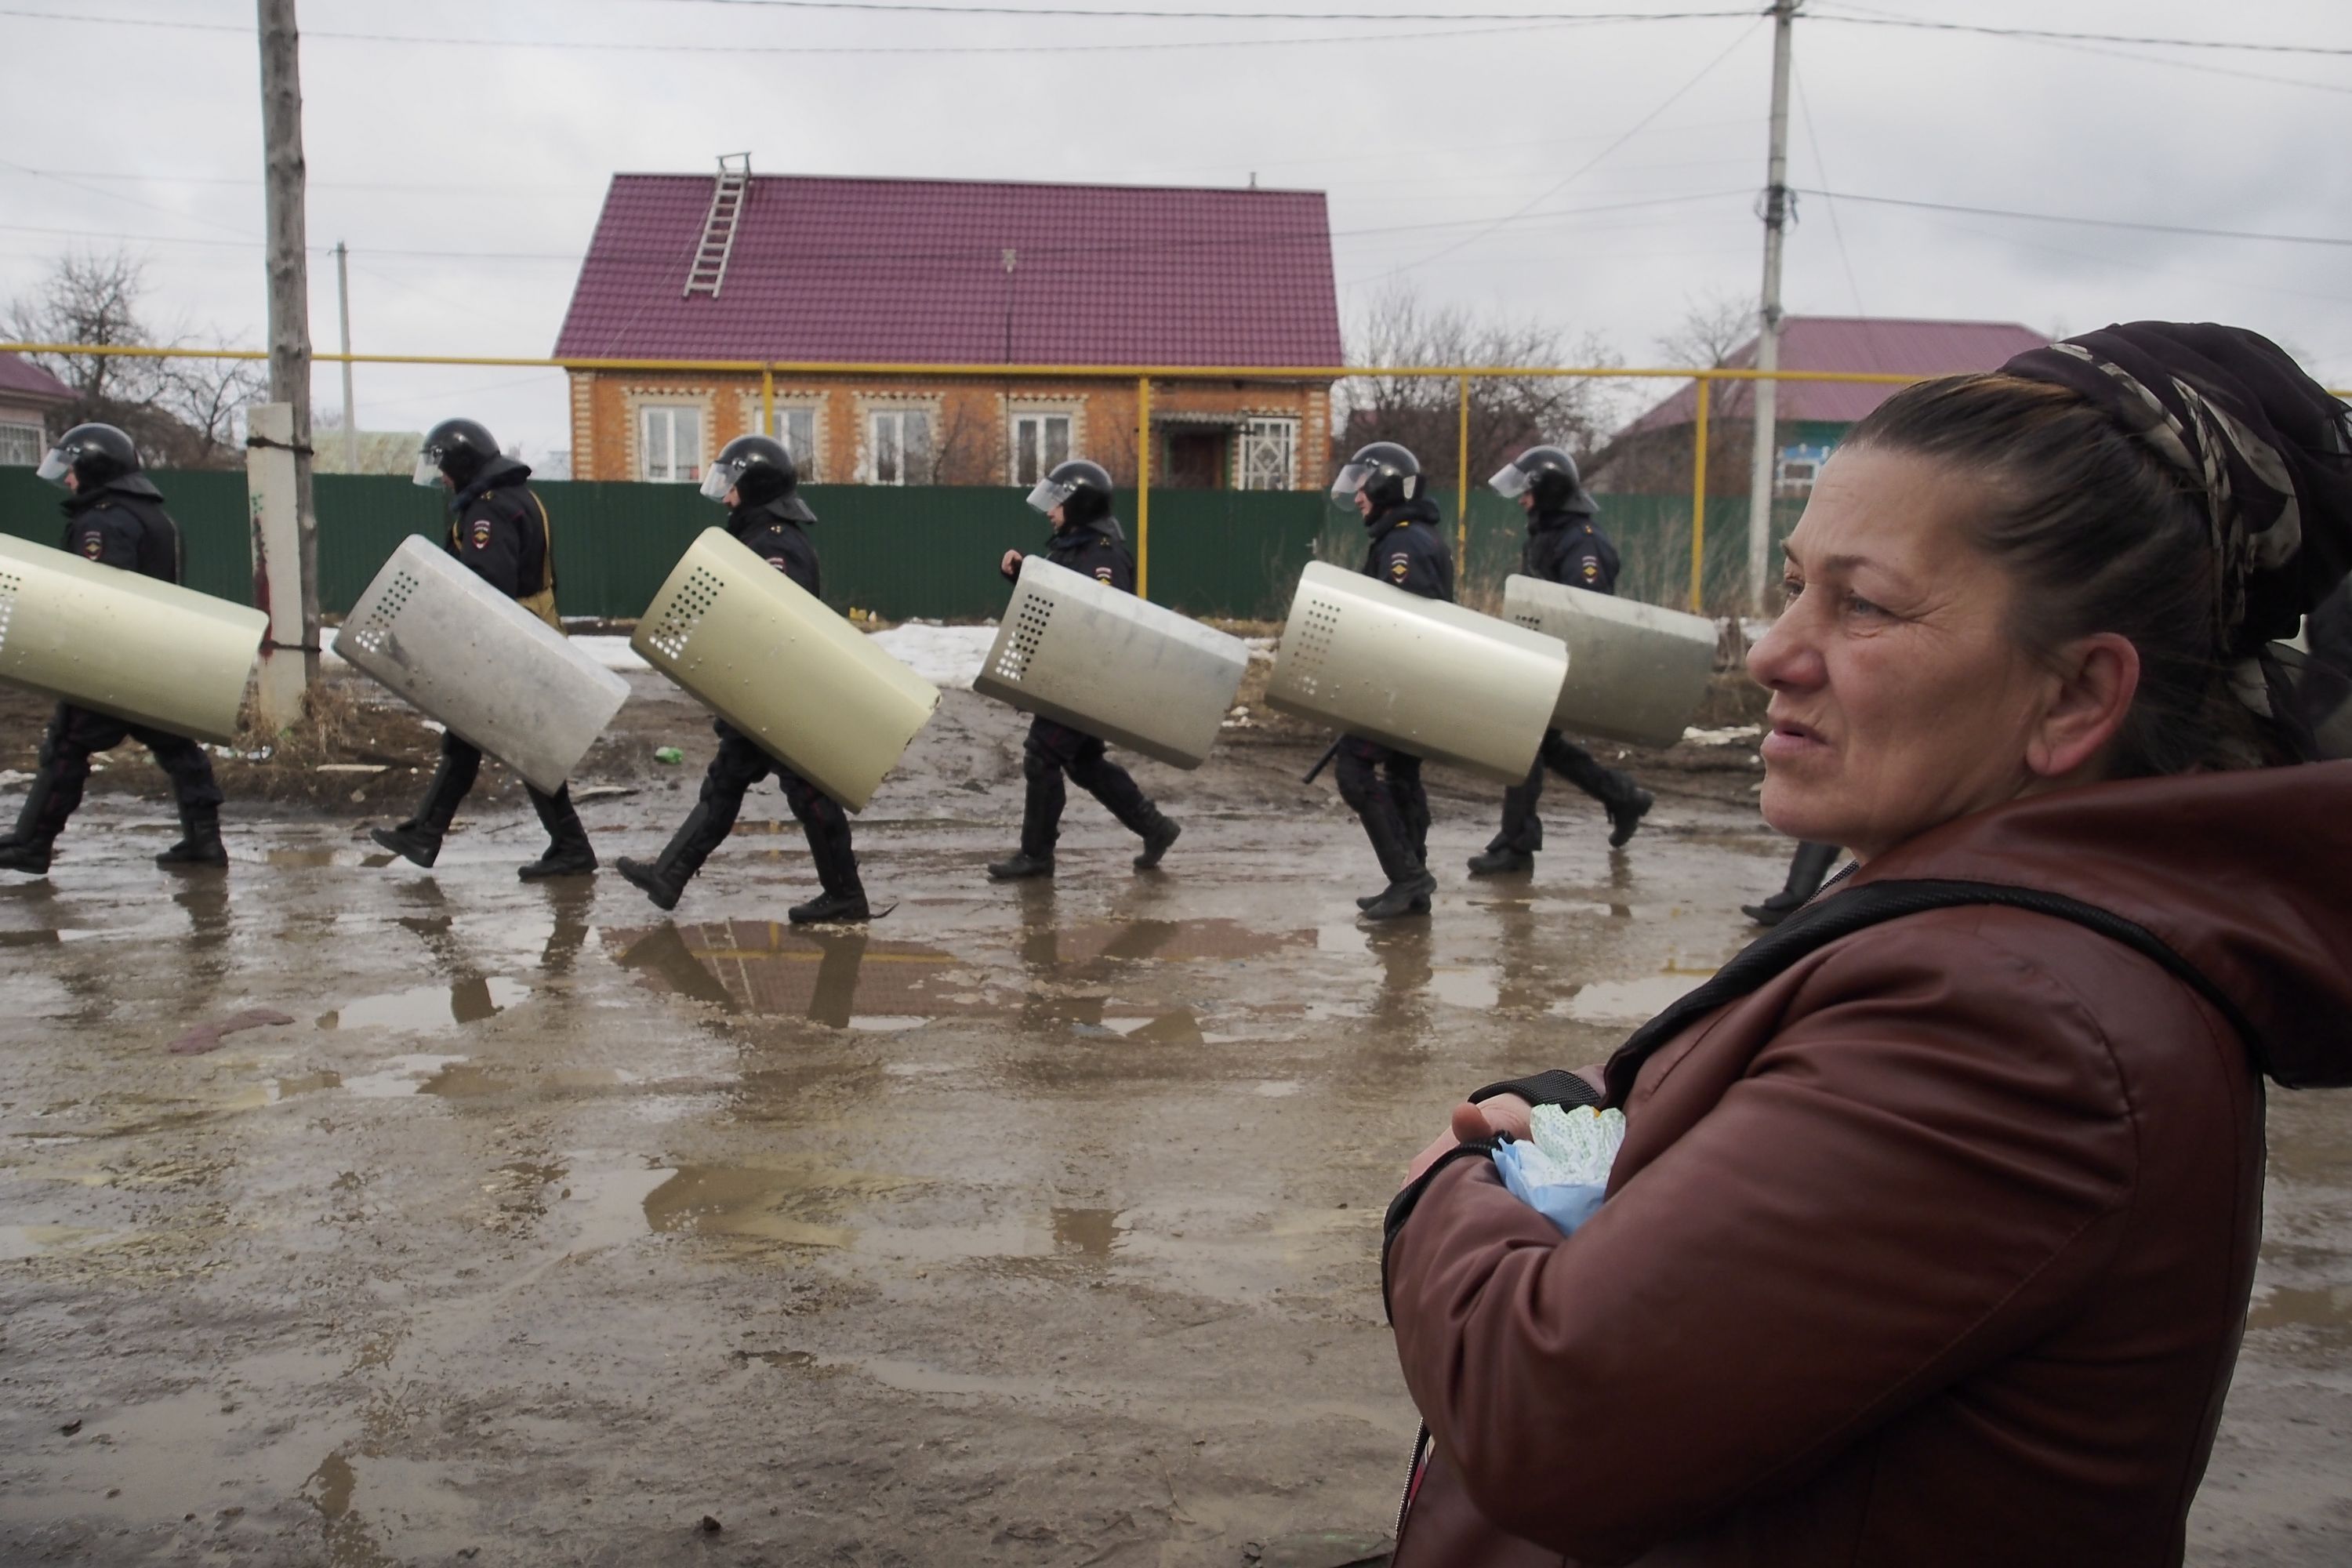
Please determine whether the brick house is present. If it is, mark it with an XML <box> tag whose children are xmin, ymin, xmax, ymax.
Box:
<box><xmin>554</xmin><ymin>166</ymin><xmax>1343</xmax><ymax>490</ymax></box>
<box><xmin>1595</xmin><ymin>317</ymin><xmax>2049</xmax><ymax>496</ymax></box>
<box><xmin>0</xmin><ymin>352</ymin><xmax>74</xmax><ymax>468</ymax></box>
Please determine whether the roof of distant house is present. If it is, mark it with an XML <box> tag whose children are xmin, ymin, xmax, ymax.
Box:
<box><xmin>1621</xmin><ymin>317</ymin><xmax>2051</xmax><ymax>434</ymax></box>
<box><xmin>0</xmin><ymin>352</ymin><xmax>74</xmax><ymax>405</ymax></box>
<box><xmin>554</xmin><ymin>172</ymin><xmax>1345</xmax><ymax>369</ymax></box>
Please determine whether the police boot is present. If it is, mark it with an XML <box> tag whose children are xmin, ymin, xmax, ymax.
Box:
<box><xmin>371</xmin><ymin>755</ymin><xmax>468</xmax><ymax>869</ymax></box>
<box><xmin>1465</xmin><ymin>843</ymin><xmax>1534</xmax><ymax>876</ymax></box>
<box><xmin>1606</xmin><ymin>787</ymin><xmax>1655</xmax><ymax>849</ymax></box>
<box><xmin>989</xmin><ymin>768</ymin><xmax>1060</xmax><ymax>880</ymax></box>
<box><xmin>155</xmin><ymin>801</ymin><xmax>228</xmax><ymax>869</ymax></box>
<box><xmin>1356</xmin><ymin>811</ymin><xmax>1435</xmax><ymax>921</ymax></box>
<box><xmin>0</xmin><ymin>771</ymin><xmax>60</xmax><ymax>877</ymax></box>
<box><xmin>1133</xmin><ymin>815</ymin><xmax>1181</xmax><ymax>871</ymax></box>
<box><xmin>615</xmin><ymin>804</ymin><xmax>726</xmax><ymax>912</ymax></box>
<box><xmin>518</xmin><ymin>786</ymin><xmax>597</xmax><ymax>881</ymax></box>
<box><xmin>789</xmin><ymin>813</ymin><xmax>870</xmax><ymax>924</ymax></box>
<box><xmin>1743</xmin><ymin>840</ymin><xmax>1840</xmax><ymax>927</ymax></box>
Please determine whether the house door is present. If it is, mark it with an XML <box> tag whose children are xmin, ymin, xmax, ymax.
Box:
<box><xmin>1164</xmin><ymin>431</ymin><xmax>1225</xmax><ymax>488</ymax></box>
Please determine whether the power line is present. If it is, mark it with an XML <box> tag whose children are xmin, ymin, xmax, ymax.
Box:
<box><xmin>492</xmin><ymin>0</ymin><xmax>1748</xmax><ymax>20</ymax></box>
<box><xmin>1790</xmin><ymin>61</ymin><xmax>1866</xmax><ymax>324</ymax></box>
<box><xmin>1809</xmin><ymin>8</ymin><xmax>2352</xmax><ymax>59</ymax></box>
<box><xmin>1798</xmin><ymin>188</ymin><xmax>2352</xmax><ymax>250</ymax></box>
<box><xmin>0</xmin><ymin>6</ymin><xmax>1724</xmax><ymax>54</ymax></box>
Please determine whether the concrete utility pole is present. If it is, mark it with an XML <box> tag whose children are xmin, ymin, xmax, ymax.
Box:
<box><xmin>1744</xmin><ymin>0</ymin><xmax>1798</xmax><ymax>616</ymax></box>
<box><xmin>252</xmin><ymin>0</ymin><xmax>321</xmax><ymax>728</ymax></box>
<box><xmin>334</xmin><ymin>239</ymin><xmax>355</xmax><ymax>471</ymax></box>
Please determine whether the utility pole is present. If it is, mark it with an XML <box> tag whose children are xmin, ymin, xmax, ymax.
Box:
<box><xmin>334</xmin><ymin>239</ymin><xmax>355</xmax><ymax>472</ymax></box>
<box><xmin>252</xmin><ymin>0</ymin><xmax>321</xmax><ymax>725</ymax></box>
<box><xmin>1744</xmin><ymin>0</ymin><xmax>1798</xmax><ymax>616</ymax></box>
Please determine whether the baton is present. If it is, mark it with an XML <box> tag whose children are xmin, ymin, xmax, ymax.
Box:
<box><xmin>1301</xmin><ymin>739</ymin><xmax>1341</xmax><ymax>785</ymax></box>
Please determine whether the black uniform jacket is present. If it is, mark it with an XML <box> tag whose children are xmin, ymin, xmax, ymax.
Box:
<box><xmin>1006</xmin><ymin>518</ymin><xmax>1135</xmax><ymax>595</ymax></box>
<box><xmin>60</xmin><ymin>474</ymin><xmax>182</xmax><ymax>584</ymax></box>
<box><xmin>729</xmin><ymin>498</ymin><xmax>821</xmax><ymax>598</ymax></box>
<box><xmin>445</xmin><ymin>455</ymin><xmax>553</xmax><ymax>603</ymax></box>
<box><xmin>1361</xmin><ymin>497</ymin><xmax>1454</xmax><ymax>603</ymax></box>
<box><xmin>1526</xmin><ymin>508</ymin><xmax>1621</xmax><ymax>597</ymax></box>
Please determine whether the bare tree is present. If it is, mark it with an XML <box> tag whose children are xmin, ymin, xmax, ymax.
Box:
<box><xmin>5</xmin><ymin>249</ymin><xmax>265</xmax><ymax>469</ymax></box>
<box><xmin>1656</xmin><ymin>290</ymin><xmax>1758</xmax><ymax>421</ymax></box>
<box><xmin>1336</xmin><ymin>281</ymin><xmax>1623</xmax><ymax>493</ymax></box>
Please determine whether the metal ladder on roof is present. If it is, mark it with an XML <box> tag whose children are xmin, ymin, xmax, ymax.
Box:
<box><xmin>683</xmin><ymin>153</ymin><xmax>752</xmax><ymax>299</ymax></box>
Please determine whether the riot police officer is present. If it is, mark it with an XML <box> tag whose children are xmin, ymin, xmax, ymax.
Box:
<box><xmin>1465</xmin><ymin>446</ymin><xmax>1654</xmax><ymax>876</ymax></box>
<box><xmin>618</xmin><ymin>434</ymin><xmax>872</xmax><ymax>923</ymax></box>
<box><xmin>0</xmin><ymin>424</ymin><xmax>228</xmax><ymax>876</ymax></box>
<box><xmin>371</xmin><ymin>418</ymin><xmax>596</xmax><ymax>880</ymax></box>
<box><xmin>985</xmin><ymin>458</ymin><xmax>1181</xmax><ymax>881</ymax></box>
<box><xmin>1330</xmin><ymin>441</ymin><xmax>1453</xmax><ymax>920</ymax></box>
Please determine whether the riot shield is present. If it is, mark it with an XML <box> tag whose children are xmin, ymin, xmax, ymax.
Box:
<box><xmin>1265</xmin><ymin>561</ymin><xmax>1566</xmax><ymax>783</ymax></box>
<box><xmin>972</xmin><ymin>555</ymin><xmax>1250</xmax><ymax>769</ymax></box>
<box><xmin>341</xmin><ymin>536</ymin><xmax>630</xmax><ymax>794</ymax></box>
<box><xmin>1502</xmin><ymin>575</ymin><xmax>1718</xmax><ymax>748</ymax></box>
<box><xmin>632</xmin><ymin>528</ymin><xmax>939</xmax><ymax>811</ymax></box>
<box><xmin>0</xmin><ymin>534</ymin><xmax>267</xmax><ymax>746</ymax></box>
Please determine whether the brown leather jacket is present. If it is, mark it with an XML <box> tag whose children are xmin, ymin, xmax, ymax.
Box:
<box><xmin>1385</xmin><ymin>764</ymin><xmax>2352</xmax><ymax>1567</ymax></box>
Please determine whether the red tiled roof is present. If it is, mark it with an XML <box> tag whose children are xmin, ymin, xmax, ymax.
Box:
<box><xmin>0</xmin><ymin>352</ymin><xmax>74</xmax><ymax>405</ymax></box>
<box><xmin>1622</xmin><ymin>317</ymin><xmax>2050</xmax><ymax>434</ymax></box>
<box><xmin>554</xmin><ymin>173</ymin><xmax>1344</xmax><ymax>369</ymax></box>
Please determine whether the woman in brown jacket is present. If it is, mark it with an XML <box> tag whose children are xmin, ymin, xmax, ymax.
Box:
<box><xmin>1380</xmin><ymin>323</ymin><xmax>2352</xmax><ymax>1567</ymax></box>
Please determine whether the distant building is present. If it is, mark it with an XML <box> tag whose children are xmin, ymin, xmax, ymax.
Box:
<box><xmin>554</xmin><ymin>163</ymin><xmax>1343</xmax><ymax>489</ymax></box>
<box><xmin>310</xmin><ymin>429</ymin><xmax>426</xmax><ymax>476</ymax></box>
<box><xmin>1596</xmin><ymin>317</ymin><xmax>2049</xmax><ymax>495</ymax></box>
<box><xmin>0</xmin><ymin>353</ymin><xmax>74</xmax><ymax>466</ymax></box>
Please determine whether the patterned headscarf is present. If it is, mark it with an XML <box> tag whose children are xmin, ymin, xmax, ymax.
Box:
<box><xmin>2002</xmin><ymin>322</ymin><xmax>2352</xmax><ymax>662</ymax></box>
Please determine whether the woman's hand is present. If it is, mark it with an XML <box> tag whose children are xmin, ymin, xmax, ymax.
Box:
<box><xmin>1403</xmin><ymin>1092</ymin><xmax>1535</xmax><ymax>1186</ymax></box>
<box><xmin>1000</xmin><ymin>549</ymin><xmax>1024</xmax><ymax>578</ymax></box>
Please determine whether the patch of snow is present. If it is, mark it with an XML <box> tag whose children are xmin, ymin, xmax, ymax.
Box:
<box><xmin>868</xmin><ymin>623</ymin><xmax>999</xmax><ymax>691</ymax></box>
<box><xmin>1682</xmin><ymin>724</ymin><xmax>1761</xmax><ymax>746</ymax></box>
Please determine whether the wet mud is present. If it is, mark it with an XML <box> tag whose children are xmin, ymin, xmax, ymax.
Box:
<box><xmin>0</xmin><ymin>677</ymin><xmax>2343</xmax><ymax>1565</ymax></box>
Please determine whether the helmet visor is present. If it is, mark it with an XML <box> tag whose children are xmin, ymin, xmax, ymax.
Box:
<box><xmin>34</xmin><ymin>447</ymin><xmax>71</xmax><ymax>486</ymax></box>
<box><xmin>1025</xmin><ymin>477</ymin><xmax>1079</xmax><ymax>517</ymax></box>
<box><xmin>1328</xmin><ymin>460</ymin><xmax>1376</xmax><ymax>509</ymax></box>
<box><xmin>412</xmin><ymin>450</ymin><xmax>445</xmax><ymax>488</ymax></box>
<box><xmin>700</xmin><ymin>459</ymin><xmax>743</xmax><ymax>503</ymax></box>
<box><xmin>1487</xmin><ymin>461</ymin><xmax>1533</xmax><ymax>499</ymax></box>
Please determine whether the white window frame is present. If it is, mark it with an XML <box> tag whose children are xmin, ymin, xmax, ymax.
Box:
<box><xmin>866</xmin><ymin>407</ymin><xmax>934</xmax><ymax>486</ymax></box>
<box><xmin>0</xmin><ymin>419</ymin><xmax>43</xmax><ymax>468</ymax></box>
<box><xmin>769</xmin><ymin>402</ymin><xmax>823</xmax><ymax>482</ymax></box>
<box><xmin>1236</xmin><ymin>416</ymin><xmax>1299</xmax><ymax>492</ymax></box>
<box><xmin>638</xmin><ymin>404</ymin><xmax>705</xmax><ymax>484</ymax></box>
<box><xmin>1009</xmin><ymin>410</ymin><xmax>1075</xmax><ymax>487</ymax></box>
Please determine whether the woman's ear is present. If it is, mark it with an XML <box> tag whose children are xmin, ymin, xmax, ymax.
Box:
<box><xmin>2026</xmin><ymin>632</ymin><xmax>2140</xmax><ymax>779</ymax></box>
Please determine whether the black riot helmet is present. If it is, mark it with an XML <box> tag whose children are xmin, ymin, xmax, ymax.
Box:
<box><xmin>705</xmin><ymin>434</ymin><xmax>815</xmax><ymax>521</ymax></box>
<box><xmin>1025</xmin><ymin>458</ymin><xmax>1114</xmax><ymax>528</ymax></box>
<box><xmin>414</xmin><ymin>417</ymin><xmax>500</xmax><ymax>490</ymax></box>
<box><xmin>1489</xmin><ymin>444</ymin><xmax>1595</xmax><ymax>515</ymax></box>
<box><xmin>1330</xmin><ymin>441</ymin><xmax>1421</xmax><ymax>514</ymax></box>
<box><xmin>36</xmin><ymin>422</ymin><xmax>140</xmax><ymax>491</ymax></box>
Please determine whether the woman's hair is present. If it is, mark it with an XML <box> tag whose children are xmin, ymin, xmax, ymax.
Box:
<box><xmin>1844</xmin><ymin>372</ymin><xmax>2264</xmax><ymax>777</ymax></box>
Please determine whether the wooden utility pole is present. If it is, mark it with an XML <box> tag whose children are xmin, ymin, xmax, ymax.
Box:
<box><xmin>1744</xmin><ymin>0</ymin><xmax>1798</xmax><ymax>615</ymax></box>
<box><xmin>253</xmin><ymin>0</ymin><xmax>321</xmax><ymax>724</ymax></box>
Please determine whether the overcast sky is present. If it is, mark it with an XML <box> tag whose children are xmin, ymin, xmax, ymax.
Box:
<box><xmin>4</xmin><ymin>0</ymin><xmax>2347</xmax><ymax>470</ymax></box>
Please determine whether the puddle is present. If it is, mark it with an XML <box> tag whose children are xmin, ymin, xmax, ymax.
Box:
<box><xmin>1052</xmin><ymin>1206</ymin><xmax>1125</xmax><ymax>1259</ymax></box>
<box><xmin>1426</xmin><ymin>967</ymin><xmax>1501</xmax><ymax>1011</ymax></box>
<box><xmin>339</xmin><ymin>1054</ymin><xmax>470</xmax><ymax>1099</ymax></box>
<box><xmin>0</xmin><ymin>929</ymin><xmax>62</xmax><ymax>949</ymax></box>
<box><xmin>270</xmin><ymin>1071</ymin><xmax>343</xmax><ymax>1099</ymax></box>
<box><xmin>739</xmin><ymin>1348</ymin><xmax>818</xmax><ymax>1368</ymax></box>
<box><xmin>611</xmin><ymin>921</ymin><xmax>956</xmax><ymax>1025</ymax></box>
<box><xmin>267</xmin><ymin>848</ymin><xmax>343</xmax><ymax>868</ymax></box>
<box><xmin>1249</xmin><ymin>1080</ymin><xmax>1304</xmax><ymax>1098</ymax></box>
<box><xmin>0</xmin><ymin>1224</ymin><xmax>118</xmax><ymax>1261</ymax></box>
<box><xmin>318</xmin><ymin>977</ymin><xmax>531</xmax><ymax>1032</ymax></box>
<box><xmin>416</xmin><ymin>1063</ymin><xmax>638</xmax><ymax>1098</ymax></box>
<box><xmin>2248</xmin><ymin>1283</ymin><xmax>2352</xmax><ymax>1346</ymax></box>
<box><xmin>1560</xmin><ymin>970</ymin><xmax>1714</xmax><ymax>1023</ymax></box>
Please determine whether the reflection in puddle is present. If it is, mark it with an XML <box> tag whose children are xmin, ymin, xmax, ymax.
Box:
<box><xmin>1426</xmin><ymin>967</ymin><xmax>1500</xmax><ymax>1011</ymax></box>
<box><xmin>267</xmin><ymin>848</ymin><xmax>342</xmax><ymax>868</ymax></box>
<box><xmin>318</xmin><ymin>977</ymin><xmax>531</xmax><ymax>1032</ymax></box>
<box><xmin>0</xmin><ymin>928</ymin><xmax>62</xmax><ymax>949</ymax></box>
<box><xmin>1560</xmin><ymin>970</ymin><xmax>1714</xmax><ymax>1023</ymax></box>
<box><xmin>0</xmin><ymin>1224</ymin><xmax>118</xmax><ymax>1261</ymax></box>
<box><xmin>339</xmin><ymin>1054</ymin><xmax>469</xmax><ymax>1099</ymax></box>
<box><xmin>610</xmin><ymin>920</ymin><xmax>953</xmax><ymax>1026</ymax></box>
<box><xmin>639</xmin><ymin>1162</ymin><xmax>909</xmax><ymax>1248</ymax></box>
<box><xmin>270</xmin><ymin>1071</ymin><xmax>343</xmax><ymax>1099</ymax></box>
<box><xmin>418</xmin><ymin>1062</ymin><xmax>637</xmax><ymax>1098</ymax></box>
<box><xmin>2248</xmin><ymin>1283</ymin><xmax>2352</xmax><ymax>1346</ymax></box>
<box><xmin>1052</xmin><ymin>1206</ymin><xmax>1125</xmax><ymax>1259</ymax></box>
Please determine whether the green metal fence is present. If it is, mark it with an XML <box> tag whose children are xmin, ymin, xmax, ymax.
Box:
<box><xmin>0</xmin><ymin>467</ymin><xmax>1798</xmax><ymax>622</ymax></box>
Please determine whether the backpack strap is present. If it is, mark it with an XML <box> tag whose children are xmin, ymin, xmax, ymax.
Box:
<box><xmin>1471</xmin><ymin>877</ymin><xmax>2272</xmax><ymax>1112</ymax></box>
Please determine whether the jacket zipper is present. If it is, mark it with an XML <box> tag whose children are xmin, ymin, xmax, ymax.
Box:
<box><xmin>1392</xmin><ymin>1421</ymin><xmax>1431</xmax><ymax>1557</ymax></box>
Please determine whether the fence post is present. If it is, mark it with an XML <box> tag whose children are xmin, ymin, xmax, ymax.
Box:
<box><xmin>1135</xmin><ymin>376</ymin><xmax>1151</xmax><ymax>601</ymax></box>
<box><xmin>246</xmin><ymin>401</ymin><xmax>316</xmax><ymax>729</ymax></box>
<box><xmin>1688</xmin><ymin>376</ymin><xmax>1711</xmax><ymax>613</ymax></box>
<box><xmin>1455</xmin><ymin>372</ymin><xmax>1471</xmax><ymax>567</ymax></box>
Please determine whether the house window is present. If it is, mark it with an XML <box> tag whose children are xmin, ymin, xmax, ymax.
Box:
<box><xmin>639</xmin><ymin>405</ymin><xmax>703</xmax><ymax>484</ymax></box>
<box><xmin>869</xmin><ymin>408</ymin><xmax>932</xmax><ymax>485</ymax></box>
<box><xmin>770</xmin><ymin>405</ymin><xmax>820</xmax><ymax>481</ymax></box>
<box><xmin>1237</xmin><ymin>417</ymin><xmax>1298</xmax><ymax>492</ymax></box>
<box><xmin>1011</xmin><ymin>412</ymin><xmax>1072</xmax><ymax>487</ymax></box>
<box><xmin>0</xmin><ymin>420</ymin><xmax>43</xmax><ymax>467</ymax></box>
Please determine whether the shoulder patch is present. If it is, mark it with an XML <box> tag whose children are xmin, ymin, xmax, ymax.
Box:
<box><xmin>470</xmin><ymin>518</ymin><xmax>493</xmax><ymax>550</ymax></box>
<box><xmin>766</xmin><ymin>555</ymin><xmax>788</xmax><ymax>572</ymax></box>
<box><xmin>1581</xmin><ymin>559</ymin><xmax>1600</xmax><ymax>579</ymax></box>
<box><xmin>79</xmin><ymin>531</ymin><xmax>104</xmax><ymax>561</ymax></box>
<box><xmin>1389</xmin><ymin>551</ymin><xmax>1410</xmax><ymax>583</ymax></box>
<box><xmin>1094</xmin><ymin>566</ymin><xmax>1114</xmax><ymax>583</ymax></box>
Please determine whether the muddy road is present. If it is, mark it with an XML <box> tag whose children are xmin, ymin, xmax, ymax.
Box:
<box><xmin>0</xmin><ymin>674</ymin><xmax>2344</xmax><ymax>1566</ymax></box>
